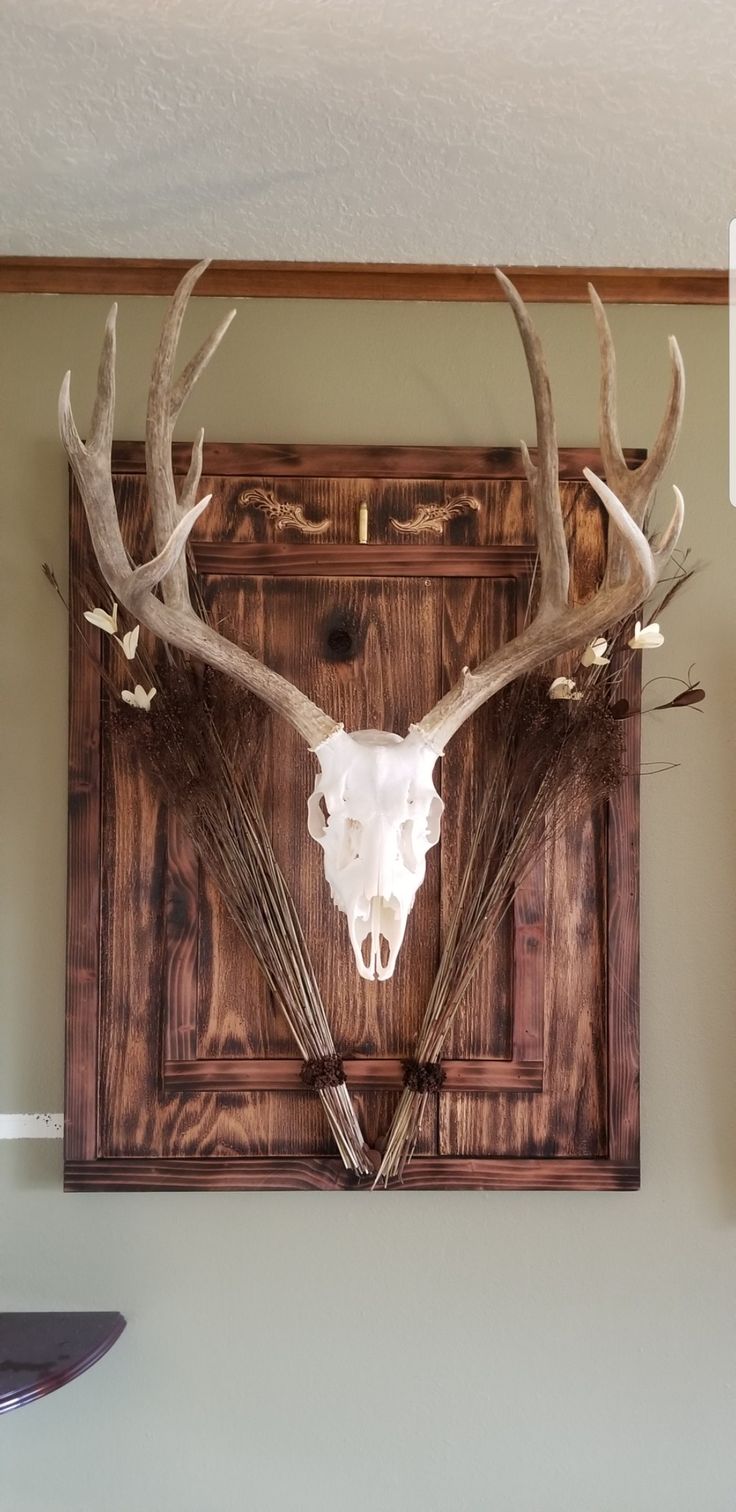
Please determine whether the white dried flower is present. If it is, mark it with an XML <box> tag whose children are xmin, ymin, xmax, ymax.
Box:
<box><xmin>121</xmin><ymin>684</ymin><xmax>157</xmax><ymax>711</ymax></box>
<box><xmin>120</xmin><ymin>625</ymin><xmax>140</xmax><ymax>660</ymax></box>
<box><xmin>548</xmin><ymin>676</ymin><xmax>582</xmax><ymax>701</ymax></box>
<box><xmin>628</xmin><ymin>621</ymin><xmax>664</xmax><ymax>650</ymax></box>
<box><xmin>83</xmin><ymin>603</ymin><xmax>118</xmax><ymax>635</ymax></box>
<box><xmin>580</xmin><ymin>637</ymin><xmax>610</xmax><ymax>668</ymax></box>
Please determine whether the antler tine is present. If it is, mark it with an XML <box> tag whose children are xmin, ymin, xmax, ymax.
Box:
<box><xmin>413</xmin><ymin>273</ymin><xmax>685</xmax><ymax>754</ymax></box>
<box><xmin>179</xmin><ymin>426</ymin><xmax>205</xmax><ymax>516</ymax></box>
<box><xmin>651</xmin><ymin>483</ymin><xmax>685</xmax><ymax>569</ymax></box>
<box><xmin>170</xmin><ymin>306</ymin><xmax>237</xmax><ymax>422</ymax></box>
<box><xmin>589</xmin><ymin>282</ymin><xmax>685</xmax><ymax>588</ymax></box>
<box><xmin>60</xmin><ymin>350</ymin><xmax>212</xmax><ymax>610</ymax></box>
<box><xmin>642</xmin><ymin>337</ymin><xmax>685</xmax><ymax>494</ymax></box>
<box><xmin>128</xmin><ymin>494</ymin><xmax>214</xmax><ymax>602</ymax></box>
<box><xmin>589</xmin><ymin>283</ymin><xmax>685</xmax><ymax>507</ymax></box>
<box><xmin>59</xmin><ymin>308</ymin><xmax>130</xmax><ymax>593</ymax></box>
<box><xmin>60</xmin><ymin>263</ymin><xmax>341</xmax><ymax>750</ymax></box>
<box><xmin>582</xmin><ymin>469</ymin><xmax>682</xmax><ymax>598</ymax></box>
<box><xmin>87</xmin><ymin>303</ymin><xmax>118</xmax><ymax>460</ymax></box>
<box><xmin>495</xmin><ymin>269</ymin><xmax>569</xmax><ymax>614</ymax></box>
<box><xmin>587</xmin><ymin>283</ymin><xmax>627</xmax><ymax>497</ymax></box>
<box><xmin>60</xmin><ymin>303</ymin><xmax>117</xmax><ymax>470</ymax></box>
<box><xmin>146</xmin><ymin>258</ymin><xmax>236</xmax><ymax>608</ymax></box>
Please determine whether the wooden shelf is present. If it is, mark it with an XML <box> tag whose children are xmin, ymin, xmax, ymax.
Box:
<box><xmin>0</xmin><ymin>1312</ymin><xmax>126</xmax><ymax>1413</ymax></box>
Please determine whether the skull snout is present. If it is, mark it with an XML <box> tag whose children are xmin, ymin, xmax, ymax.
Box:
<box><xmin>363</xmin><ymin>817</ymin><xmax>401</xmax><ymax>903</ymax></box>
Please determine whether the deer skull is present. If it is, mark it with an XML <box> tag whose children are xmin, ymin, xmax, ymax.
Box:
<box><xmin>307</xmin><ymin>728</ymin><xmax>443</xmax><ymax>980</ymax></box>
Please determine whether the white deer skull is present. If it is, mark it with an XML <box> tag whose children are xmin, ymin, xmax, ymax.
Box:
<box><xmin>60</xmin><ymin>262</ymin><xmax>685</xmax><ymax>983</ymax></box>
<box><xmin>307</xmin><ymin>728</ymin><xmax>443</xmax><ymax>980</ymax></box>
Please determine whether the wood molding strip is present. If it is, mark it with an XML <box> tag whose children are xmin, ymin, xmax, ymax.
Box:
<box><xmin>164</xmin><ymin>812</ymin><xmax>200</xmax><ymax>1063</ymax></box>
<box><xmin>64</xmin><ymin>1157</ymin><xmax>640</xmax><ymax>1191</ymax></box>
<box><xmin>65</xmin><ymin>482</ymin><xmax>102</xmax><ymax>1162</ymax></box>
<box><xmin>190</xmin><ymin>543</ymin><xmax>536</xmax><ymax>578</ymax></box>
<box><xmin>1</xmin><ymin>258</ymin><xmax>726</xmax><ymax>303</ymax></box>
<box><xmin>112</xmin><ymin>442</ymin><xmax>646</xmax><ymax>478</ymax></box>
<box><xmin>606</xmin><ymin>646</ymin><xmax>642</xmax><ymax>1163</ymax></box>
<box><xmin>164</xmin><ymin>1057</ymin><xmax>544</xmax><ymax>1093</ymax></box>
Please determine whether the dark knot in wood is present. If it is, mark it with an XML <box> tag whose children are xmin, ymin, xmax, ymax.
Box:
<box><xmin>327</xmin><ymin>627</ymin><xmax>353</xmax><ymax>656</ymax></box>
<box><xmin>323</xmin><ymin>609</ymin><xmax>361</xmax><ymax>663</ymax></box>
<box><xmin>402</xmin><ymin>1058</ymin><xmax>446</xmax><ymax>1094</ymax></box>
<box><xmin>300</xmin><ymin>1055</ymin><xmax>346</xmax><ymax>1090</ymax></box>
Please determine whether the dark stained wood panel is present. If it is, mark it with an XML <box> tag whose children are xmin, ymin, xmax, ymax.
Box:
<box><xmin>439</xmin><ymin>479</ymin><xmax>611</xmax><ymax>1159</ymax></box>
<box><xmin>440</xmin><ymin>574</ymin><xmax>518</xmax><ymax>1061</ymax></box>
<box><xmin>195</xmin><ymin>577</ymin><xmax>273</xmax><ymax>1060</ymax></box>
<box><xmin>512</xmin><ymin>860</ymin><xmax>546</xmax><ymax>1065</ymax></box>
<box><xmin>65</xmin><ymin>499</ymin><xmax>102</xmax><ymax>1163</ymax></box>
<box><xmin>66</xmin><ymin>444</ymin><xmax>641</xmax><ymax>1190</ymax></box>
<box><xmin>266</xmin><ymin>567</ymin><xmax>444</xmax><ymax>1057</ymax></box>
<box><xmin>263</xmin><ymin>558</ymin><xmax>446</xmax><ymax>1159</ymax></box>
<box><xmin>99</xmin><ymin>690</ymin><xmax>167</xmax><ymax>1157</ymax></box>
<box><xmin>440</xmin><ymin>807</ymin><xmax>609</xmax><ymax>1159</ymax></box>
<box><xmin>606</xmin><ymin>653</ymin><xmax>641</xmax><ymax>1166</ymax></box>
<box><xmin>163</xmin><ymin>812</ymin><xmax>199</xmax><ymax>1063</ymax></box>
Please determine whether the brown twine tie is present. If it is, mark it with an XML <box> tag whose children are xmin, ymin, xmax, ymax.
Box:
<box><xmin>401</xmin><ymin>1058</ymin><xmax>446</xmax><ymax>1094</ymax></box>
<box><xmin>300</xmin><ymin>1055</ymin><xmax>346</xmax><ymax>1090</ymax></box>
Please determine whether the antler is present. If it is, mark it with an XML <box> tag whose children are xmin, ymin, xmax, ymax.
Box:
<box><xmin>59</xmin><ymin>260</ymin><xmax>339</xmax><ymax>749</ymax></box>
<box><xmin>413</xmin><ymin>270</ymin><xmax>685</xmax><ymax>753</ymax></box>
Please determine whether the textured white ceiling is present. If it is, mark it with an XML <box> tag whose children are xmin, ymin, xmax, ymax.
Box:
<box><xmin>1</xmin><ymin>0</ymin><xmax>733</xmax><ymax>266</ymax></box>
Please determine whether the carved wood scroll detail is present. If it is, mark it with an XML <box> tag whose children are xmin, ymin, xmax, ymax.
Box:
<box><xmin>239</xmin><ymin>486</ymin><xmax>330</xmax><ymax>535</ymax></box>
<box><xmin>390</xmin><ymin>493</ymin><xmax>481</xmax><ymax>535</ymax></box>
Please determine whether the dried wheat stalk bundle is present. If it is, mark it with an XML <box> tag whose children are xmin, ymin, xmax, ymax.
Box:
<box><xmin>374</xmin><ymin>675</ymin><xmax>625</xmax><ymax>1184</ymax></box>
<box><xmin>375</xmin><ymin>553</ymin><xmax>701</xmax><ymax>1185</ymax></box>
<box><xmin>48</xmin><ymin>562</ymin><xmax>373</xmax><ymax>1179</ymax></box>
<box><xmin>113</xmin><ymin>658</ymin><xmax>373</xmax><ymax>1176</ymax></box>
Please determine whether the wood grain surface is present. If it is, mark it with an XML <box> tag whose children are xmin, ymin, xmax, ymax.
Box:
<box><xmin>65</xmin><ymin>1158</ymin><xmax>640</xmax><ymax>1192</ymax></box>
<box><xmin>66</xmin><ymin>446</ymin><xmax>640</xmax><ymax>1189</ymax></box>
<box><xmin>65</xmin><ymin>486</ymin><xmax>102</xmax><ymax>1162</ymax></box>
<box><xmin>164</xmin><ymin>1059</ymin><xmax>544</xmax><ymax>1091</ymax></box>
<box><xmin>111</xmin><ymin>441</ymin><xmax>646</xmax><ymax>479</ymax></box>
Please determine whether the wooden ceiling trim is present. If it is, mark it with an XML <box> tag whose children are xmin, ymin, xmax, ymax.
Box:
<box><xmin>0</xmin><ymin>258</ymin><xmax>726</xmax><ymax>303</ymax></box>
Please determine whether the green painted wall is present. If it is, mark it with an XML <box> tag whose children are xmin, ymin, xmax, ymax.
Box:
<box><xmin>1</xmin><ymin>292</ymin><xmax>734</xmax><ymax>1511</ymax></box>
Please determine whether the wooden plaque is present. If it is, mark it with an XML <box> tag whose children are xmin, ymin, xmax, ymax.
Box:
<box><xmin>65</xmin><ymin>445</ymin><xmax>642</xmax><ymax>1191</ymax></box>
